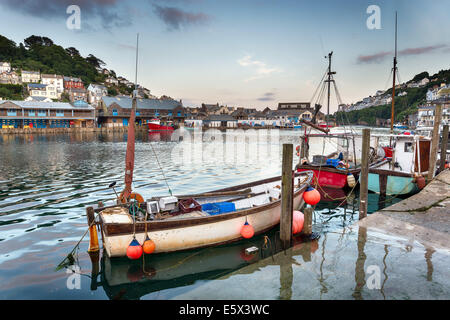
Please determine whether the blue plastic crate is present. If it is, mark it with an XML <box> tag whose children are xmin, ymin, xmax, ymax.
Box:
<box><xmin>202</xmin><ymin>202</ymin><xmax>236</xmax><ymax>215</ymax></box>
<box><xmin>214</xmin><ymin>202</ymin><xmax>236</xmax><ymax>214</ymax></box>
<box><xmin>201</xmin><ymin>203</ymin><xmax>219</xmax><ymax>215</ymax></box>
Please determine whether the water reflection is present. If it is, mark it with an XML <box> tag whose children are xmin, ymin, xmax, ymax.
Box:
<box><xmin>425</xmin><ymin>247</ymin><xmax>435</xmax><ymax>282</ymax></box>
<box><xmin>2</xmin><ymin>129</ymin><xmax>450</xmax><ymax>299</ymax></box>
<box><xmin>95</xmin><ymin>231</ymin><xmax>280</xmax><ymax>300</ymax></box>
<box><xmin>352</xmin><ymin>227</ymin><xmax>367</xmax><ymax>300</ymax></box>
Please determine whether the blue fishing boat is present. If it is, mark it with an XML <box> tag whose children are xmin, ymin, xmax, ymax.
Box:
<box><xmin>367</xmin><ymin>134</ymin><xmax>430</xmax><ymax>196</ymax></box>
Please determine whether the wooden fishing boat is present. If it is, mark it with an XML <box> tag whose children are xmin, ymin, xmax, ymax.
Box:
<box><xmin>367</xmin><ymin>134</ymin><xmax>430</xmax><ymax>196</ymax></box>
<box><xmin>295</xmin><ymin>52</ymin><xmax>381</xmax><ymax>190</ymax></box>
<box><xmin>92</xmin><ymin>171</ymin><xmax>313</xmax><ymax>258</ymax></box>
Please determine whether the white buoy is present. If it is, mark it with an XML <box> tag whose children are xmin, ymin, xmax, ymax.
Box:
<box><xmin>347</xmin><ymin>173</ymin><xmax>356</xmax><ymax>188</ymax></box>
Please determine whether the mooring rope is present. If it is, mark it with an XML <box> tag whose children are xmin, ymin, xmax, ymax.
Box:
<box><xmin>149</xmin><ymin>142</ymin><xmax>173</xmax><ymax>196</ymax></box>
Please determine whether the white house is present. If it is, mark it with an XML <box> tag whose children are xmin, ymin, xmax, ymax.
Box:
<box><xmin>0</xmin><ymin>71</ymin><xmax>20</xmax><ymax>84</ymax></box>
<box><xmin>418</xmin><ymin>78</ymin><xmax>430</xmax><ymax>87</ymax></box>
<box><xmin>105</xmin><ymin>76</ymin><xmax>119</xmax><ymax>86</ymax></box>
<box><xmin>41</xmin><ymin>74</ymin><xmax>64</xmax><ymax>98</ymax></box>
<box><xmin>87</xmin><ymin>83</ymin><xmax>108</xmax><ymax>106</ymax></box>
<box><xmin>21</xmin><ymin>70</ymin><xmax>41</xmax><ymax>83</ymax></box>
<box><xmin>426</xmin><ymin>88</ymin><xmax>439</xmax><ymax>101</ymax></box>
<box><xmin>27</xmin><ymin>83</ymin><xmax>58</xmax><ymax>99</ymax></box>
<box><xmin>0</xmin><ymin>62</ymin><xmax>11</xmax><ymax>73</ymax></box>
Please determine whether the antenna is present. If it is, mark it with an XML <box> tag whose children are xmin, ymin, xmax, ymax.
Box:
<box><xmin>134</xmin><ymin>33</ymin><xmax>139</xmax><ymax>91</ymax></box>
<box><xmin>394</xmin><ymin>12</ymin><xmax>398</xmax><ymax>59</ymax></box>
<box><xmin>390</xmin><ymin>11</ymin><xmax>398</xmax><ymax>140</ymax></box>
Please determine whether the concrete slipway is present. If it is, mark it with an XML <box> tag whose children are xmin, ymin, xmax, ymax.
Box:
<box><xmin>167</xmin><ymin>171</ymin><xmax>450</xmax><ymax>300</ymax></box>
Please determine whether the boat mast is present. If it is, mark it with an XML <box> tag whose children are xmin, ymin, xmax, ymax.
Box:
<box><xmin>325</xmin><ymin>51</ymin><xmax>335</xmax><ymax>132</ymax></box>
<box><xmin>121</xmin><ymin>33</ymin><xmax>139</xmax><ymax>203</ymax></box>
<box><xmin>390</xmin><ymin>12</ymin><xmax>398</xmax><ymax>144</ymax></box>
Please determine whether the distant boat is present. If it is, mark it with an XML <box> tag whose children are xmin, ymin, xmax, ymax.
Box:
<box><xmin>393</xmin><ymin>123</ymin><xmax>408</xmax><ymax>130</ymax></box>
<box><xmin>318</xmin><ymin>121</ymin><xmax>334</xmax><ymax>129</ymax></box>
<box><xmin>148</xmin><ymin>118</ymin><xmax>175</xmax><ymax>131</ymax></box>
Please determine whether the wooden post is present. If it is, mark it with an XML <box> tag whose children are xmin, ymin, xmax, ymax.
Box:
<box><xmin>439</xmin><ymin>125</ymin><xmax>449</xmax><ymax>173</ymax></box>
<box><xmin>379</xmin><ymin>174</ymin><xmax>387</xmax><ymax>196</ymax></box>
<box><xmin>280</xmin><ymin>144</ymin><xmax>293</xmax><ymax>250</ymax></box>
<box><xmin>86</xmin><ymin>206</ymin><xmax>99</xmax><ymax>252</ymax></box>
<box><xmin>302</xmin><ymin>207</ymin><xmax>313</xmax><ymax>237</ymax></box>
<box><xmin>428</xmin><ymin>104</ymin><xmax>443</xmax><ymax>181</ymax></box>
<box><xmin>89</xmin><ymin>251</ymin><xmax>100</xmax><ymax>291</ymax></box>
<box><xmin>359</xmin><ymin>128</ymin><xmax>370</xmax><ymax>220</ymax></box>
<box><xmin>300</xmin><ymin>136</ymin><xmax>308</xmax><ymax>159</ymax></box>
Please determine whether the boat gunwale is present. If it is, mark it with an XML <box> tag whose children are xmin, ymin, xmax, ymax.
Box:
<box><xmin>368</xmin><ymin>160</ymin><xmax>416</xmax><ymax>178</ymax></box>
<box><xmin>296</xmin><ymin>164</ymin><xmax>361</xmax><ymax>175</ymax></box>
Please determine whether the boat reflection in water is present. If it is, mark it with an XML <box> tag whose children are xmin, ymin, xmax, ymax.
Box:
<box><xmin>91</xmin><ymin>230</ymin><xmax>319</xmax><ymax>300</ymax></box>
<box><xmin>147</xmin><ymin>131</ymin><xmax>174</xmax><ymax>142</ymax></box>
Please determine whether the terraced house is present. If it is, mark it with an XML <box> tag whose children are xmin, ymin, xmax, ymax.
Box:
<box><xmin>0</xmin><ymin>100</ymin><xmax>95</xmax><ymax>128</ymax></box>
<box><xmin>98</xmin><ymin>96</ymin><xmax>185</xmax><ymax>127</ymax></box>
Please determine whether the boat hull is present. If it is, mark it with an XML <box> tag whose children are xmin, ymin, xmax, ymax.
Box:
<box><xmin>297</xmin><ymin>167</ymin><xmax>359</xmax><ymax>189</ymax></box>
<box><xmin>148</xmin><ymin>123</ymin><xmax>174</xmax><ymax>131</ymax></box>
<box><xmin>368</xmin><ymin>172</ymin><xmax>418</xmax><ymax>196</ymax></box>
<box><xmin>102</xmin><ymin>192</ymin><xmax>304</xmax><ymax>257</ymax></box>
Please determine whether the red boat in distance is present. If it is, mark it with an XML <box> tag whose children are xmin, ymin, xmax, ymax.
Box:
<box><xmin>148</xmin><ymin>119</ymin><xmax>175</xmax><ymax>132</ymax></box>
<box><xmin>318</xmin><ymin>121</ymin><xmax>334</xmax><ymax>129</ymax></box>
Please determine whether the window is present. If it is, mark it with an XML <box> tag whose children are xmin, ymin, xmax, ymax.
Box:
<box><xmin>168</xmin><ymin>111</ymin><xmax>173</xmax><ymax>117</ymax></box>
<box><xmin>28</xmin><ymin>109</ymin><xmax>35</xmax><ymax>116</ymax></box>
<box><xmin>112</xmin><ymin>109</ymin><xmax>118</xmax><ymax>116</ymax></box>
<box><xmin>404</xmin><ymin>142</ymin><xmax>414</xmax><ymax>153</ymax></box>
<box><xmin>56</xmin><ymin>110</ymin><xmax>64</xmax><ymax>117</ymax></box>
<box><xmin>177</xmin><ymin>111</ymin><xmax>181</xmax><ymax>117</ymax></box>
<box><xmin>7</xmin><ymin>109</ymin><xmax>17</xmax><ymax>116</ymax></box>
<box><xmin>155</xmin><ymin>109</ymin><xmax>159</xmax><ymax>116</ymax></box>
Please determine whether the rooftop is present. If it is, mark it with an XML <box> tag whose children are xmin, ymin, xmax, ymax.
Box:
<box><xmin>102</xmin><ymin>96</ymin><xmax>182</xmax><ymax>110</ymax></box>
<box><xmin>0</xmin><ymin>100</ymin><xmax>94</xmax><ymax>110</ymax></box>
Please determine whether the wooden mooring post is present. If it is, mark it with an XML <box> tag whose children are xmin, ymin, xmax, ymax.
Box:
<box><xmin>302</xmin><ymin>207</ymin><xmax>313</xmax><ymax>237</ymax></box>
<box><xmin>280</xmin><ymin>144</ymin><xmax>293</xmax><ymax>250</ymax></box>
<box><xmin>428</xmin><ymin>104</ymin><xmax>443</xmax><ymax>182</ymax></box>
<box><xmin>439</xmin><ymin>125</ymin><xmax>449</xmax><ymax>173</ymax></box>
<box><xmin>359</xmin><ymin>128</ymin><xmax>370</xmax><ymax>220</ymax></box>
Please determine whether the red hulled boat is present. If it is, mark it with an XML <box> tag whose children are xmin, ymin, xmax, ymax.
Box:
<box><xmin>148</xmin><ymin>119</ymin><xmax>174</xmax><ymax>132</ymax></box>
<box><xmin>296</xmin><ymin>165</ymin><xmax>360</xmax><ymax>189</ymax></box>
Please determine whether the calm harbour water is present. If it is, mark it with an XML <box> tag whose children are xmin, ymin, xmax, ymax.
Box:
<box><xmin>0</xmin><ymin>128</ymin><xmax>449</xmax><ymax>300</ymax></box>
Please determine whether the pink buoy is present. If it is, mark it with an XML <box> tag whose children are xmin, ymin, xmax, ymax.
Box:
<box><xmin>292</xmin><ymin>210</ymin><xmax>304</xmax><ymax>234</ymax></box>
<box><xmin>240</xmin><ymin>221</ymin><xmax>254</xmax><ymax>239</ymax></box>
<box><xmin>126</xmin><ymin>238</ymin><xmax>143</xmax><ymax>260</ymax></box>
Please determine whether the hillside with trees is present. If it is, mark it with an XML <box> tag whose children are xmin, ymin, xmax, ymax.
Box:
<box><xmin>0</xmin><ymin>34</ymin><xmax>106</xmax><ymax>85</ymax></box>
<box><xmin>335</xmin><ymin>69</ymin><xmax>450</xmax><ymax>126</ymax></box>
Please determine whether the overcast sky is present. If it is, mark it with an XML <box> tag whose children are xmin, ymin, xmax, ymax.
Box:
<box><xmin>0</xmin><ymin>0</ymin><xmax>449</xmax><ymax>111</ymax></box>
